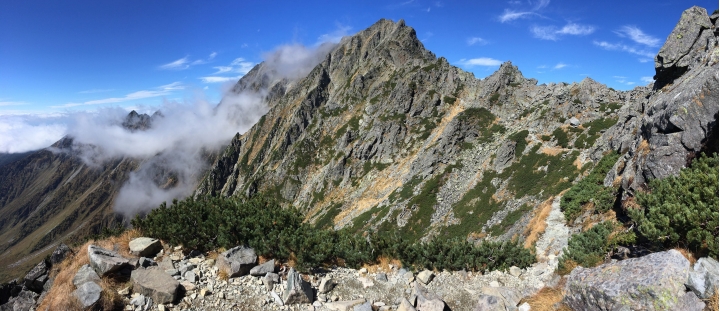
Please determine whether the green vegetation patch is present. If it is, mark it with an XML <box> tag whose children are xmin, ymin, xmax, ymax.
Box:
<box><xmin>443</xmin><ymin>171</ymin><xmax>501</xmax><ymax>238</ymax></box>
<box><xmin>488</xmin><ymin>203</ymin><xmax>533</xmax><ymax>236</ymax></box>
<box><xmin>560</xmin><ymin>152</ymin><xmax>620</xmax><ymax>221</ymax></box>
<box><xmin>599</xmin><ymin>102</ymin><xmax>622</xmax><ymax>113</ymax></box>
<box><xmin>584</xmin><ymin>117</ymin><xmax>618</xmax><ymax>136</ymax></box>
<box><xmin>501</xmin><ymin>145</ymin><xmax>579</xmax><ymax>198</ymax></box>
<box><xmin>314</xmin><ymin>203</ymin><xmax>343</xmax><ymax>229</ymax></box>
<box><xmin>552</xmin><ymin>127</ymin><xmax>569</xmax><ymax>148</ymax></box>
<box><xmin>508</xmin><ymin>130</ymin><xmax>529</xmax><ymax>156</ymax></box>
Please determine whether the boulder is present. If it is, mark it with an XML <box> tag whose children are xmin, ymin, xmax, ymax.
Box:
<box><xmin>249</xmin><ymin>259</ymin><xmax>275</xmax><ymax>276</ymax></box>
<box><xmin>215</xmin><ymin>246</ymin><xmax>257</xmax><ymax>277</ymax></box>
<box><xmin>397</xmin><ymin>297</ymin><xmax>417</xmax><ymax>311</ymax></box>
<box><xmin>1</xmin><ymin>290</ymin><xmax>37</xmax><ymax>311</ymax></box>
<box><xmin>480</xmin><ymin>286</ymin><xmax>522</xmax><ymax>309</ymax></box>
<box><xmin>564</xmin><ymin>249</ymin><xmax>692</xmax><ymax>310</ymax></box>
<box><xmin>325</xmin><ymin>299</ymin><xmax>366</xmax><ymax>311</ymax></box>
<box><xmin>353</xmin><ymin>302</ymin><xmax>372</xmax><ymax>311</ymax></box>
<box><xmin>509</xmin><ymin>266</ymin><xmax>521</xmax><ymax>277</ymax></box>
<box><xmin>73</xmin><ymin>264</ymin><xmax>101</xmax><ymax>287</ymax></box>
<box><xmin>413</xmin><ymin>282</ymin><xmax>446</xmax><ymax>311</ymax></box>
<box><xmin>282</xmin><ymin>268</ymin><xmax>313</xmax><ymax>304</ymax></box>
<box><xmin>23</xmin><ymin>260</ymin><xmax>49</xmax><ymax>293</ymax></box>
<box><xmin>129</xmin><ymin>237</ymin><xmax>163</xmax><ymax>258</ymax></box>
<box><xmin>131</xmin><ymin>267</ymin><xmax>180</xmax><ymax>304</ymax></box>
<box><xmin>686</xmin><ymin>257</ymin><xmax>719</xmax><ymax>299</ymax></box>
<box><xmin>568</xmin><ymin>117</ymin><xmax>580</xmax><ymax>127</ymax></box>
<box><xmin>263</xmin><ymin>272</ymin><xmax>280</xmax><ymax>291</ymax></box>
<box><xmin>677</xmin><ymin>291</ymin><xmax>706</xmax><ymax>311</ymax></box>
<box><xmin>494</xmin><ymin>140</ymin><xmax>516</xmax><ymax>171</ymax></box>
<box><xmin>0</xmin><ymin>280</ymin><xmax>21</xmax><ymax>305</ymax></box>
<box><xmin>73</xmin><ymin>281</ymin><xmax>102</xmax><ymax>308</ymax></box>
<box><xmin>375</xmin><ymin>272</ymin><xmax>388</xmax><ymax>282</ymax></box>
<box><xmin>49</xmin><ymin>243</ymin><xmax>73</xmax><ymax>265</ymax></box>
<box><xmin>318</xmin><ymin>276</ymin><xmax>336</xmax><ymax>294</ymax></box>
<box><xmin>87</xmin><ymin>245</ymin><xmax>130</xmax><ymax>277</ymax></box>
<box><xmin>417</xmin><ymin>270</ymin><xmax>434</xmax><ymax>285</ymax></box>
<box><xmin>473</xmin><ymin>294</ymin><xmax>506</xmax><ymax>311</ymax></box>
<box><xmin>138</xmin><ymin>257</ymin><xmax>157</xmax><ymax>268</ymax></box>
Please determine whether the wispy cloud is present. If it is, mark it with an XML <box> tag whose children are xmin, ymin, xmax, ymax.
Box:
<box><xmin>593</xmin><ymin>40</ymin><xmax>655</xmax><ymax>62</ymax></box>
<box><xmin>201</xmin><ymin>57</ymin><xmax>256</xmax><ymax>83</ymax></box>
<box><xmin>615</xmin><ymin>26</ymin><xmax>660</xmax><ymax>47</ymax></box>
<box><xmin>532</xmin><ymin>22</ymin><xmax>595</xmax><ymax>40</ymax></box>
<box><xmin>457</xmin><ymin>57</ymin><xmax>503</xmax><ymax>67</ymax></box>
<box><xmin>553</xmin><ymin>63</ymin><xmax>567</xmax><ymax>69</ymax></box>
<box><xmin>467</xmin><ymin>37</ymin><xmax>488</xmax><ymax>46</ymax></box>
<box><xmin>613</xmin><ymin>76</ymin><xmax>636</xmax><ymax>85</ymax></box>
<box><xmin>159</xmin><ymin>52</ymin><xmax>218</xmax><ymax>70</ymax></box>
<box><xmin>0</xmin><ymin>101</ymin><xmax>29</xmax><ymax>107</ymax></box>
<box><xmin>641</xmin><ymin>76</ymin><xmax>655</xmax><ymax>83</ymax></box>
<box><xmin>199</xmin><ymin>76</ymin><xmax>241</xmax><ymax>83</ymax></box>
<box><xmin>53</xmin><ymin>82</ymin><xmax>184</xmax><ymax>108</ymax></box>
<box><xmin>499</xmin><ymin>10</ymin><xmax>538</xmax><ymax>23</ymax></box>
<box><xmin>316</xmin><ymin>24</ymin><xmax>352</xmax><ymax>45</ymax></box>
<box><xmin>78</xmin><ymin>89</ymin><xmax>114</xmax><ymax>94</ymax></box>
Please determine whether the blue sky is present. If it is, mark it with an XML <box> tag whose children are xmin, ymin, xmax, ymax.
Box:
<box><xmin>0</xmin><ymin>0</ymin><xmax>717</xmax><ymax>151</ymax></box>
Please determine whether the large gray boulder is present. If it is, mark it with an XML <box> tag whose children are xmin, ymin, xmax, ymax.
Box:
<box><xmin>129</xmin><ymin>237</ymin><xmax>163</xmax><ymax>257</ymax></box>
<box><xmin>686</xmin><ymin>257</ymin><xmax>719</xmax><ymax>299</ymax></box>
<box><xmin>23</xmin><ymin>260</ymin><xmax>48</xmax><ymax>293</ymax></box>
<box><xmin>564</xmin><ymin>249</ymin><xmax>697</xmax><ymax>311</ymax></box>
<box><xmin>73</xmin><ymin>281</ymin><xmax>102</xmax><ymax>308</ymax></box>
<box><xmin>249</xmin><ymin>259</ymin><xmax>275</xmax><ymax>276</ymax></box>
<box><xmin>282</xmin><ymin>268</ymin><xmax>313</xmax><ymax>304</ymax></box>
<box><xmin>654</xmin><ymin>6</ymin><xmax>716</xmax><ymax>89</ymax></box>
<box><xmin>493</xmin><ymin>140</ymin><xmax>516</xmax><ymax>171</ymax></box>
<box><xmin>216</xmin><ymin>246</ymin><xmax>257</xmax><ymax>277</ymax></box>
<box><xmin>1</xmin><ymin>290</ymin><xmax>37</xmax><ymax>311</ymax></box>
<box><xmin>413</xmin><ymin>282</ymin><xmax>447</xmax><ymax>311</ymax></box>
<box><xmin>49</xmin><ymin>243</ymin><xmax>73</xmax><ymax>265</ymax></box>
<box><xmin>473</xmin><ymin>294</ymin><xmax>506</xmax><ymax>311</ymax></box>
<box><xmin>131</xmin><ymin>267</ymin><xmax>180</xmax><ymax>304</ymax></box>
<box><xmin>73</xmin><ymin>264</ymin><xmax>101</xmax><ymax>287</ymax></box>
<box><xmin>87</xmin><ymin>245</ymin><xmax>130</xmax><ymax>277</ymax></box>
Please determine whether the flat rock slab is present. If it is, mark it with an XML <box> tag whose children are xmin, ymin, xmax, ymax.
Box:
<box><xmin>216</xmin><ymin>245</ymin><xmax>257</xmax><ymax>278</ymax></box>
<box><xmin>250</xmin><ymin>259</ymin><xmax>275</xmax><ymax>276</ymax></box>
<box><xmin>325</xmin><ymin>299</ymin><xmax>366</xmax><ymax>311</ymax></box>
<box><xmin>73</xmin><ymin>264</ymin><xmax>101</xmax><ymax>287</ymax></box>
<box><xmin>74</xmin><ymin>281</ymin><xmax>102</xmax><ymax>308</ymax></box>
<box><xmin>131</xmin><ymin>267</ymin><xmax>180</xmax><ymax>304</ymax></box>
<box><xmin>564</xmin><ymin>249</ymin><xmax>692</xmax><ymax>311</ymax></box>
<box><xmin>23</xmin><ymin>260</ymin><xmax>49</xmax><ymax>293</ymax></box>
<box><xmin>88</xmin><ymin>245</ymin><xmax>130</xmax><ymax>277</ymax></box>
<box><xmin>129</xmin><ymin>237</ymin><xmax>162</xmax><ymax>257</ymax></box>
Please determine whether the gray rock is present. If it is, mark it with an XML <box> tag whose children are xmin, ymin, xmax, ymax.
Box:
<box><xmin>23</xmin><ymin>260</ymin><xmax>48</xmax><ymax>293</ymax></box>
<box><xmin>130</xmin><ymin>294</ymin><xmax>146</xmax><ymax>307</ymax></box>
<box><xmin>164</xmin><ymin>269</ymin><xmax>179</xmax><ymax>276</ymax></box>
<box><xmin>375</xmin><ymin>272</ymin><xmax>388</xmax><ymax>282</ymax></box>
<box><xmin>397</xmin><ymin>297</ymin><xmax>417</xmax><ymax>311</ymax></box>
<box><xmin>494</xmin><ymin>140</ymin><xmax>516</xmax><ymax>171</ymax></box>
<box><xmin>3</xmin><ymin>290</ymin><xmax>38</xmax><ymax>311</ymax></box>
<box><xmin>263</xmin><ymin>272</ymin><xmax>280</xmax><ymax>291</ymax></box>
<box><xmin>49</xmin><ymin>243</ymin><xmax>73</xmax><ymax>265</ymax></box>
<box><xmin>215</xmin><ymin>246</ymin><xmax>257</xmax><ymax>278</ymax></box>
<box><xmin>87</xmin><ymin>245</ymin><xmax>130</xmax><ymax>277</ymax></box>
<box><xmin>282</xmin><ymin>268</ymin><xmax>313</xmax><ymax>304</ymax></box>
<box><xmin>131</xmin><ymin>267</ymin><xmax>180</xmax><ymax>304</ymax></box>
<box><xmin>324</xmin><ymin>299</ymin><xmax>366</xmax><ymax>311</ymax></box>
<box><xmin>184</xmin><ymin>271</ymin><xmax>197</xmax><ymax>283</ymax></box>
<box><xmin>568</xmin><ymin>117</ymin><xmax>580</xmax><ymax>127</ymax></box>
<box><xmin>508</xmin><ymin>266</ymin><xmax>521</xmax><ymax>277</ymax></box>
<box><xmin>686</xmin><ymin>257</ymin><xmax>719</xmax><ymax>299</ymax></box>
<box><xmin>564</xmin><ymin>249</ymin><xmax>692</xmax><ymax>311</ymax></box>
<box><xmin>417</xmin><ymin>270</ymin><xmax>434</xmax><ymax>285</ymax></box>
<box><xmin>473</xmin><ymin>294</ymin><xmax>506</xmax><ymax>311</ymax></box>
<box><xmin>676</xmin><ymin>291</ymin><xmax>706</xmax><ymax>311</ymax></box>
<box><xmin>481</xmin><ymin>287</ymin><xmax>522</xmax><ymax>309</ymax></box>
<box><xmin>73</xmin><ymin>281</ymin><xmax>102</xmax><ymax>308</ymax></box>
<box><xmin>249</xmin><ymin>259</ymin><xmax>275</xmax><ymax>276</ymax></box>
<box><xmin>318</xmin><ymin>276</ymin><xmax>336</xmax><ymax>294</ymax></box>
<box><xmin>413</xmin><ymin>282</ymin><xmax>446</xmax><ymax>311</ymax></box>
<box><xmin>138</xmin><ymin>257</ymin><xmax>157</xmax><ymax>268</ymax></box>
<box><xmin>129</xmin><ymin>237</ymin><xmax>163</xmax><ymax>257</ymax></box>
<box><xmin>73</xmin><ymin>264</ymin><xmax>101</xmax><ymax>287</ymax></box>
<box><xmin>353</xmin><ymin>302</ymin><xmax>372</xmax><ymax>311</ymax></box>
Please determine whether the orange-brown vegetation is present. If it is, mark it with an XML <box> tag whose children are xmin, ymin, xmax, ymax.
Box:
<box><xmin>524</xmin><ymin>196</ymin><xmax>555</xmax><ymax>249</ymax></box>
<box><xmin>521</xmin><ymin>286</ymin><xmax>572</xmax><ymax>311</ymax></box>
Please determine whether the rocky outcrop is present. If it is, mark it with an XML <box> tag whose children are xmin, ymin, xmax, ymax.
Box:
<box><xmin>73</xmin><ymin>264</ymin><xmax>101</xmax><ymax>287</ymax></box>
<box><xmin>23</xmin><ymin>260</ymin><xmax>48</xmax><ymax>293</ymax></box>
<box><xmin>686</xmin><ymin>257</ymin><xmax>719</xmax><ymax>299</ymax></box>
<box><xmin>49</xmin><ymin>243</ymin><xmax>72</xmax><ymax>265</ymax></box>
<box><xmin>129</xmin><ymin>237</ymin><xmax>163</xmax><ymax>257</ymax></box>
<box><xmin>282</xmin><ymin>268</ymin><xmax>313</xmax><ymax>304</ymax></box>
<box><xmin>73</xmin><ymin>281</ymin><xmax>102</xmax><ymax>308</ymax></box>
<box><xmin>215</xmin><ymin>246</ymin><xmax>257</xmax><ymax>278</ymax></box>
<box><xmin>88</xmin><ymin>245</ymin><xmax>131</xmax><ymax>277</ymax></box>
<box><xmin>131</xmin><ymin>267</ymin><xmax>180</xmax><ymax>304</ymax></box>
<box><xmin>563</xmin><ymin>250</ymin><xmax>703</xmax><ymax>311</ymax></box>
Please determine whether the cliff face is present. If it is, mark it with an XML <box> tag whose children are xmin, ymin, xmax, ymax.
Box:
<box><xmin>195</xmin><ymin>18</ymin><xmax>661</xmax><ymax>241</ymax></box>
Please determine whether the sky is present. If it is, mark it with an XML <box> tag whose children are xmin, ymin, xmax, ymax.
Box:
<box><xmin>0</xmin><ymin>0</ymin><xmax>718</xmax><ymax>152</ymax></box>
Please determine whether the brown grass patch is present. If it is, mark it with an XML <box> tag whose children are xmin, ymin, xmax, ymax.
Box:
<box><xmin>612</xmin><ymin>176</ymin><xmax>623</xmax><ymax>188</ymax></box>
<box><xmin>521</xmin><ymin>286</ymin><xmax>572</xmax><ymax>311</ymax></box>
<box><xmin>674</xmin><ymin>247</ymin><xmax>697</xmax><ymax>265</ymax></box>
<box><xmin>573</xmin><ymin>156</ymin><xmax>584</xmax><ymax>170</ymax></box>
<box><xmin>524</xmin><ymin>196</ymin><xmax>555</xmax><ymax>249</ymax></box>
<box><xmin>540</xmin><ymin>146</ymin><xmax>564</xmax><ymax>156</ymax></box>
<box><xmin>557</xmin><ymin>259</ymin><xmax>578</xmax><ymax>276</ymax></box>
<box><xmin>217</xmin><ymin>269</ymin><xmax>229</xmax><ymax>281</ymax></box>
<box><xmin>705</xmin><ymin>288</ymin><xmax>718</xmax><ymax>311</ymax></box>
<box><xmin>361</xmin><ymin>256</ymin><xmax>402</xmax><ymax>273</ymax></box>
<box><xmin>637</xmin><ymin>139</ymin><xmax>651</xmax><ymax>156</ymax></box>
<box><xmin>37</xmin><ymin>241</ymin><xmax>92</xmax><ymax>310</ymax></box>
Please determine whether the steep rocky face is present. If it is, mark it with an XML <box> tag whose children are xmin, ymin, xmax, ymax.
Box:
<box><xmin>608</xmin><ymin>6</ymin><xmax>718</xmax><ymax>196</ymax></box>
<box><xmin>196</xmin><ymin>18</ymin><xmax>650</xmax><ymax>241</ymax></box>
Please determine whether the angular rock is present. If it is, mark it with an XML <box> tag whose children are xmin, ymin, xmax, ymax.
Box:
<box><xmin>138</xmin><ymin>257</ymin><xmax>157</xmax><ymax>268</ymax></box>
<box><xmin>215</xmin><ymin>246</ymin><xmax>257</xmax><ymax>278</ymax></box>
<box><xmin>23</xmin><ymin>260</ymin><xmax>49</xmax><ymax>293</ymax></box>
<box><xmin>413</xmin><ymin>282</ymin><xmax>446</xmax><ymax>311</ymax></box>
<box><xmin>353</xmin><ymin>302</ymin><xmax>372</xmax><ymax>311</ymax></box>
<box><xmin>49</xmin><ymin>243</ymin><xmax>73</xmax><ymax>265</ymax></box>
<box><xmin>564</xmin><ymin>250</ymin><xmax>692</xmax><ymax>311</ymax></box>
<box><xmin>417</xmin><ymin>270</ymin><xmax>434</xmax><ymax>285</ymax></box>
<box><xmin>184</xmin><ymin>271</ymin><xmax>197</xmax><ymax>283</ymax></box>
<box><xmin>686</xmin><ymin>257</ymin><xmax>719</xmax><ymax>299</ymax></box>
<box><xmin>481</xmin><ymin>287</ymin><xmax>522</xmax><ymax>310</ymax></box>
<box><xmin>88</xmin><ymin>245</ymin><xmax>131</xmax><ymax>277</ymax></box>
<box><xmin>397</xmin><ymin>298</ymin><xmax>417</xmax><ymax>311</ymax></box>
<box><xmin>249</xmin><ymin>259</ymin><xmax>275</xmax><ymax>276</ymax></box>
<box><xmin>129</xmin><ymin>237</ymin><xmax>163</xmax><ymax>258</ymax></box>
<box><xmin>73</xmin><ymin>264</ymin><xmax>102</xmax><ymax>287</ymax></box>
<box><xmin>325</xmin><ymin>299</ymin><xmax>366</xmax><ymax>311</ymax></box>
<box><xmin>494</xmin><ymin>140</ymin><xmax>516</xmax><ymax>171</ymax></box>
<box><xmin>263</xmin><ymin>272</ymin><xmax>280</xmax><ymax>291</ymax></box>
<box><xmin>568</xmin><ymin>117</ymin><xmax>580</xmax><ymax>127</ymax></box>
<box><xmin>318</xmin><ymin>276</ymin><xmax>336</xmax><ymax>294</ymax></box>
<box><xmin>3</xmin><ymin>290</ymin><xmax>38</xmax><ymax>311</ymax></box>
<box><xmin>509</xmin><ymin>266</ymin><xmax>521</xmax><ymax>277</ymax></box>
<box><xmin>473</xmin><ymin>294</ymin><xmax>506</xmax><ymax>311</ymax></box>
<box><xmin>282</xmin><ymin>268</ymin><xmax>313</xmax><ymax>304</ymax></box>
<box><xmin>375</xmin><ymin>272</ymin><xmax>388</xmax><ymax>282</ymax></box>
<box><xmin>74</xmin><ymin>281</ymin><xmax>102</xmax><ymax>308</ymax></box>
<box><xmin>677</xmin><ymin>291</ymin><xmax>706</xmax><ymax>311</ymax></box>
<box><xmin>131</xmin><ymin>267</ymin><xmax>180</xmax><ymax>304</ymax></box>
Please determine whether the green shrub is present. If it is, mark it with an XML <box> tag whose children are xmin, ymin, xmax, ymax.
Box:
<box><xmin>558</xmin><ymin>221</ymin><xmax>613</xmax><ymax>273</ymax></box>
<box><xmin>552</xmin><ymin>127</ymin><xmax>569</xmax><ymax>148</ymax></box>
<box><xmin>508</xmin><ymin>130</ymin><xmax>529</xmax><ymax>156</ymax></box>
<box><xmin>444</xmin><ymin>96</ymin><xmax>457</xmax><ymax>105</ymax></box>
<box><xmin>560</xmin><ymin>152</ymin><xmax>620</xmax><ymax>221</ymax></box>
<box><xmin>628</xmin><ymin>153</ymin><xmax>719</xmax><ymax>259</ymax></box>
<box><xmin>489</xmin><ymin>93</ymin><xmax>500</xmax><ymax>104</ymax></box>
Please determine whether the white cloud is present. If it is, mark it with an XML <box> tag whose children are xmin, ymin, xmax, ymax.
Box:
<box><xmin>0</xmin><ymin>101</ymin><xmax>28</xmax><ymax>107</ymax></box>
<box><xmin>316</xmin><ymin>24</ymin><xmax>352</xmax><ymax>44</ymax></box>
<box><xmin>230</xmin><ymin>58</ymin><xmax>255</xmax><ymax>74</ymax></box>
<box><xmin>467</xmin><ymin>37</ymin><xmax>488</xmax><ymax>46</ymax></box>
<box><xmin>159</xmin><ymin>56</ymin><xmax>190</xmax><ymax>70</ymax></box>
<box><xmin>593</xmin><ymin>40</ymin><xmax>655</xmax><ymax>61</ymax></box>
<box><xmin>457</xmin><ymin>57</ymin><xmax>503</xmax><ymax>67</ymax></box>
<box><xmin>533</xmin><ymin>0</ymin><xmax>550</xmax><ymax>10</ymax></box>
<box><xmin>53</xmin><ymin>82</ymin><xmax>184</xmax><ymax>108</ymax></box>
<box><xmin>201</xmin><ymin>58</ymin><xmax>256</xmax><ymax>83</ymax></box>
<box><xmin>199</xmin><ymin>76</ymin><xmax>242</xmax><ymax>83</ymax></box>
<box><xmin>0</xmin><ymin>114</ymin><xmax>68</xmax><ymax>153</ymax></box>
<box><xmin>212</xmin><ymin>66</ymin><xmax>233</xmax><ymax>74</ymax></box>
<box><xmin>499</xmin><ymin>10</ymin><xmax>537</xmax><ymax>23</ymax></box>
<box><xmin>641</xmin><ymin>76</ymin><xmax>655</xmax><ymax>83</ymax></box>
<box><xmin>553</xmin><ymin>63</ymin><xmax>567</xmax><ymax>69</ymax></box>
<box><xmin>532</xmin><ymin>22</ymin><xmax>594</xmax><ymax>40</ymax></box>
<box><xmin>615</xmin><ymin>26</ymin><xmax>660</xmax><ymax>47</ymax></box>
<box><xmin>209</xmin><ymin>52</ymin><xmax>217</xmax><ymax>59</ymax></box>
<box><xmin>78</xmin><ymin>89</ymin><xmax>114</xmax><ymax>94</ymax></box>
